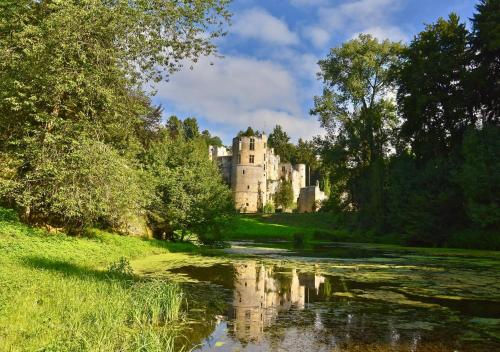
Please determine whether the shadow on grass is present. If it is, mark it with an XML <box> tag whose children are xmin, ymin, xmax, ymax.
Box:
<box><xmin>22</xmin><ymin>256</ymin><xmax>136</xmax><ymax>283</ymax></box>
<box><xmin>0</xmin><ymin>207</ymin><xmax>19</xmax><ymax>223</ymax></box>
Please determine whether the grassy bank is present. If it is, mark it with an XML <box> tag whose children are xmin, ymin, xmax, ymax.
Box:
<box><xmin>227</xmin><ymin>213</ymin><xmax>388</xmax><ymax>243</ymax></box>
<box><xmin>227</xmin><ymin>213</ymin><xmax>500</xmax><ymax>250</ymax></box>
<box><xmin>0</xmin><ymin>207</ymin><xmax>195</xmax><ymax>351</ymax></box>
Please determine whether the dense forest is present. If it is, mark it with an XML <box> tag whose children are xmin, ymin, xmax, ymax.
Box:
<box><xmin>250</xmin><ymin>1</ymin><xmax>499</xmax><ymax>249</ymax></box>
<box><xmin>312</xmin><ymin>1</ymin><xmax>499</xmax><ymax>248</ymax></box>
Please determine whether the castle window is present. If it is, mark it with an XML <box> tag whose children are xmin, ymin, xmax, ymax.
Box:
<box><xmin>250</xmin><ymin>138</ymin><xmax>255</xmax><ymax>151</ymax></box>
<box><xmin>264</xmin><ymin>143</ymin><xmax>266</xmax><ymax>148</ymax></box>
<box><xmin>264</xmin><ymin>154</ymin><xmax>266</xmax><ymax>161</ymax></box>
<box><xmin>238</xmin><ymin>154</ymin><xmax>241</xmax><ymax>163</ymax></box>
<box><xmin>249</xmin><ymin>155</ymin><xmax>254</xmax><ymax>163</ymax></box>
<box><xmin>242</xmin><ymin>169</ymin><xmax>245</xmax><ymax>174</ymax></box>
<box><xmin>247</xmin><ymin>185</ymin><xmax>250</xmax><ymax>190</ymax></box>
<box><xmin>264</xmin><ymin>165</ymin><xmax>266</xmax><ymax>170</ymax></box>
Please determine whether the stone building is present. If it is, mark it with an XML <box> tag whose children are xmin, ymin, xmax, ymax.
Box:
<box><xmin>210</xmin><ymin>133</ymin><xmax>327</xmax><ymax>213</ymax></box>
<box><xmin>297</xmin><ymin>181</ymin><xmax>328</xmax><ymax>213</ymax></box>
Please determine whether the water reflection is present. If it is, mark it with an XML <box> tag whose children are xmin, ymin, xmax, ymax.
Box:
<box><xmin>170</xmin><ymin>261</ymin><xmax>498</xmax><ymax>352</ymax></box>
<box><xmin>229</xmin><ymin>262</ymin><xmax>325</xmax><ymax>342</ymax></box>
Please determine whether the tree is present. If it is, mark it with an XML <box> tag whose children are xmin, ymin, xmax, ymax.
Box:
<box><xmin>312</xmin><ymin>34</ymin><xmax>402</xmax><ymax>229</ymax></box>
<box><xmin>275</xmin><ymin>180</ymin><xmax>294</xmax><ymax>210</ymax></box>
<box><xmin>459</xmin><ymin>125</ymin><xmax>500</xmax><ymax>229</ymax></box>
<box><xmin>390</xmin><ymin>15</ymin><xmax>474</xmax><ymax>242</ymax></box>
<box><xmin>295</xmin><ymin>138</ymin><xmax>319</xmax><ymax>185</ymax></box>
<box><xmin>0</xmin><ymin>0</ymin><xmax>230</xmax><ymax>233</ymax></box>
<box><xmin>471</xmin><ymin>0</ymin><xmax>500</xmax><ymax>124</ymax></box>
<box><xmin>237</xmin><ymin>126</ymin><xmax>259</xmax><ymax>137</ymax></box>
<box><xmin>166</xmin><ymin>116</ymin><xmax>185</xmax><ymax>138</ymax></box>
<box><xmin>201</xmin><ymin>130</ymin><xmax>223</xmax><ymax>147</ymax></box>
<box><xmin>144</xmin><ymin>135</ymin><xmax>233</xmax><ymax>243</ymax></box>
<box><xmin>11</xmin><ymin>138</ymin><xmax>151</xmax><ymax>234</ymax></box>
<box><xmin>268</xmin><ymin>125</ymin><xmax>296</xmax><ymax>163</ymax></box>
<box><xmin>397</xmin><ymin>14</ymin><xmax>472</xmax><ymax>161</ymax></box>
<box><xmin>183</xmin><ymin>117</ymin><xmax>200</xmax><ymax>140</ymax></box>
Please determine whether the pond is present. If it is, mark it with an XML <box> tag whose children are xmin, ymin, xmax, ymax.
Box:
<box><xmin>135</xmin><ymin>242</ymin><xmax>500</xmax><ymax>351</ymax></box>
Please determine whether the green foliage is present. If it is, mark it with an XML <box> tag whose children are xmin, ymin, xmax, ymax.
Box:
<box><xmin>471</xmin><ymin>0</ymin><xmax>500</xmax><ymax>123</ymax></box>
<box><xmin>107</xmin><ymin>257</ymin><xmax>134</xmax><ymax>277</ymax></box>
<box><xmin>313</xmin><ymin>6</ymin><xmax>500</xmax><ymax>247</ymax></box>
<box><xmin>0</xmin><ymin>0</ymin><xmax>231</xmax><ymax>237</ymax></box>
<box><xmin>268</xmin><ymin>125</ymin><xmax>296</xmax><ymax>163</ymax></box>
<box><xmin>397</xmin><ymin>14</ymin><xmax>472</xmax><ymax>160</ymax></box>
<box><xmin>275</xmin><ymin>180</ymin><xmax>295</xmax><ymax>210</ymax></box>
<box><xmin>6</xmin><ymin>138</ymin><xmax>151</xmax><ymax>234</ymax></box>
<box><xmin>459</xmin><ymin>125</ymin><xmax>500</xmax><ymax>229</ymax></box>
<box><xmin>130</xmin><ymin>280</ymin><xmax>184</xmax><ymax>326</ymax></box>
<box><xmin>201</xmin><ymin>130</ymin><xmax>223</xmax><ymax>147</ymax></box>
<box><xmin>263</xmin><ymin>202</ymin><xmax>275</xmax><ymax>214</ymax></box>
<box><xmin>312</xmin><ymin>34</ymin><xmax>402</xmax><ymax>229</ymax></box>
<box><xmin>144</xmin><ymin>134</ymin><xmax>233</xmax><ymax>243</ymax></box>
<box><xmin>237</xmin><ymin>126</ymin><xmax>262</xmax><ymax>137</ymax></box>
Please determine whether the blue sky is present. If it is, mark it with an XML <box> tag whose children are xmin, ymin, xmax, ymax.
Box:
<box><xmin>152</xmin><ymin>0</ymin><xmax>477</xmax><ymax>144</ymax></box>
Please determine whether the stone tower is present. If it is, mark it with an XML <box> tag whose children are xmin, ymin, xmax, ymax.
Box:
<box><xmin>231</xmin><ymin>134</ymin><xmax>270</xmax><ymax>213</ymax></box>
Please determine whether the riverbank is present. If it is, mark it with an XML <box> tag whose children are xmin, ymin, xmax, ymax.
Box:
<box><xmin>0</xmin><ymin>207</ymin><xmax>197</xmax><ymax>351</ymax></box>
<box><xmin>228</xmin><ymin>213</ymin><xmax>500</xmax><ymax>250</ymax></box>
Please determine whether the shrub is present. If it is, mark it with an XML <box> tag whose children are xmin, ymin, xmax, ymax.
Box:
<box><xmin>107</xmin><ymin>257</ymin><xmax>134</xmax><ymax>277</ymax></box>
<box><xmin>263</xmin><ymin>202</ymin><xmax>275</xmax><ymax>214</ymax></box>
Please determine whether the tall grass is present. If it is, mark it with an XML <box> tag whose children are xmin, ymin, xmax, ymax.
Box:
<box><xmin>0</xmin><ymin>207</ymin><xmax>188</xmax><ymax>351</ymax></box>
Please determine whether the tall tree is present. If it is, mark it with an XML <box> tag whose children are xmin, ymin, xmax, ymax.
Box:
<box><xmin>295</xmin><ymin>138</ymin><xmax>320</xmax><ymax>185</ymax></box>
<box><xmin>397</xmin><ymin>14</ymin><xmax>472</xmax><ymax>161</ymax></box>
<box><xmin>389</xmin><ymin>14</ymin><xmax>475</xmax><ymax>243</ymax></box>
<box><xmin>471</xmin><ymin>0</ymin><xmax>500</xmax><ymax>124</ymax></box>
<box><xmin>312</xmin><ymin>34</ymin><xmax>402</xmax><ymax>228</ymax></box>
<box><xmin>166</xmin><ymin>116</ymin><xmax>185</xmax><ymax>138</ymax></box>
<box><xmin>183</xmin><ymin>117</ymin><xmax>200</xmax><ymax>140</ymax></box>
<box><xmin>268</xmin><ymin>125</ymin><xmax>296</xmax><ymax>163</ymax></box>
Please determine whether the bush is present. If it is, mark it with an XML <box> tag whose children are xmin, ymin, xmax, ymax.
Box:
<box><xmin>263</xmin><ymin>202</ymin><xmax>275</xmax><ymax>214</ymax></box>
<box><xmin>107</xmin><ymin>257</ymin><xmax>134</xmax><ymax>277</ymax></box>
<box><xmin>5</xmin><ymin>138</ymin><xmax>151</xmax><ymax>235</ymax></box>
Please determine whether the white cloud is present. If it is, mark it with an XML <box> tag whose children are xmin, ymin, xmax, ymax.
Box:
<box><xmin>154</xmin><ymin>55</ymin><xmax>322</xmax><ymax>142</ymax></box>
<box><xmin>319</xmin><ymin>0</ymin><xmax>407</xmax><ymax>40</ymax></box>
<box><xmin>232</xmin><ymin>8</ymin><xmax>299</xmax><ymax>45</ymax></box>
<box><xmin>303</xmin><ymin>26</ymin><xmax>330</xmax><ymax>48</ymax></box>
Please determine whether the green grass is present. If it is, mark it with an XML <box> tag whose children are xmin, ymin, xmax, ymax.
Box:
<box><xmin>226</xmin><ymin>213</ymin><xmax>372</xmax><ymax>243</ymax></box>
<box><xmin>0</xmin><ymin>207</ymin><xmax>195</xmax><ymax>351</ymax></box>
<box><xmin>227</xmin><ymin>213</ymin><xmax>500</xmax><ymax>251</ymax></box>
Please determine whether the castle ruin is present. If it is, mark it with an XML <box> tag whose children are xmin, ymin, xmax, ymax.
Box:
<box><xmin>209</xmin><ymin>133</ymin><xmax>327</xmax><ymax>213</ymax></box>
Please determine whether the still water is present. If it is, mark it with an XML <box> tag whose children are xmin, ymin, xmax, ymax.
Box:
<box><xmin>163</xmin><ymin>243</ymin><xmax>500</xmax><ymax>351</ymax></box>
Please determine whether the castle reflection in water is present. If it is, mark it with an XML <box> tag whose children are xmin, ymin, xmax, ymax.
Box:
<box><xmin>228</xmin><ymin>262</ymin><xmax>325</xmax><ymax>342</ymax></box>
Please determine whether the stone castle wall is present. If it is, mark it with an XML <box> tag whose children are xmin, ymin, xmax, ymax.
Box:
<box><xmin>210</xmin><ymin>133</ymin><xmax>323</xmax><ymax>213</ymax></box>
